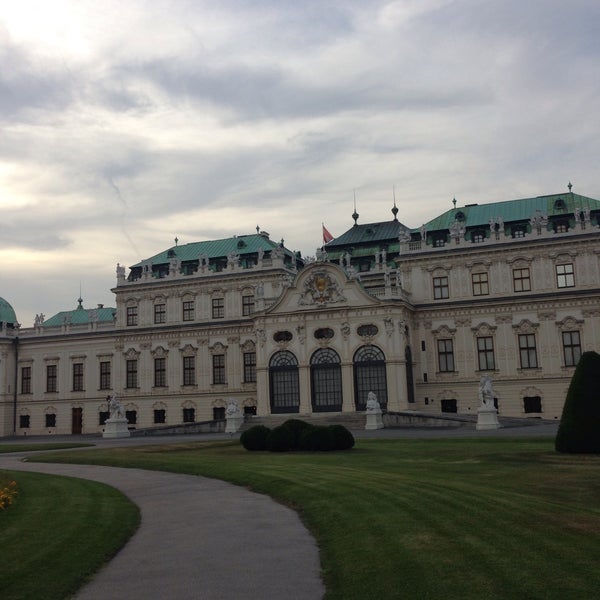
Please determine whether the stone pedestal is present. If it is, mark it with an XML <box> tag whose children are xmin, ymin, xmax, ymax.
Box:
<box><xmin>103</xmin><ymin>418</ymin><xmax>130</xmax><ymax>438</ymax></box>
<box><xmin>476</xmin><ymin>407</ymin><xmax>501</xmax><ymax>430</ymax></box>
<box><xmin>365</xmin><ymin>409</ymin><xmax>384</xmax><ymax>430</ymax></box>
<box><xmin>225</xmin><ymin>415</ymin><xmax>244</xmax><ymax>433</ymax></box>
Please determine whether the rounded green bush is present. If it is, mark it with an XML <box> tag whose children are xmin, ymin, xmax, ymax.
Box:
<box><xmin>329</xmin><ymin>424</ymin><xmax>355</xmax><ymax>450</ymax></box>
<box><xmin>266</xmin><ymin>424</ymin><xmax>295</xmax><ymax>452</ymax></box>
<box><xmin>281</xmin><ymin>419</ymin><xmax>312</xmax><ymax>449</ymax></box>
<box><xmin>299</xmin><ymin>425</ymin><xmax>335</xmax><ymax>452</ymax></box>
<box><xmin>240</xmin><ymin>425</ymin><xmax>271</xmax><ymax>451</ymax></box>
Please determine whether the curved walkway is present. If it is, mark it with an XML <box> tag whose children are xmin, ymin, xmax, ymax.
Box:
<box><xmin>0</xmin><ymin>453</ymin><xmax>325</xmax><ymax>600</ymax></box>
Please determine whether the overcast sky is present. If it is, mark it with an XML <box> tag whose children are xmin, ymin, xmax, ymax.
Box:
<box><xmin>1</xmin><ymin>0</ymin><xmax>599</xmax><ymax>327</ymax></box>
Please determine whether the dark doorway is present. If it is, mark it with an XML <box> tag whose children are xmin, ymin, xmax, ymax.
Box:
<box><xmin>72</xmin><ymin>407</ymin><xmax>83</xmax><ymax>434</ymax></box>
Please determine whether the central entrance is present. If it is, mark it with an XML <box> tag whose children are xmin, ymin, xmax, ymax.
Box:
<box><xmin>310</xmin><ymin>348</ymin><xmax>342</xmax><ymax>412</ymax></box>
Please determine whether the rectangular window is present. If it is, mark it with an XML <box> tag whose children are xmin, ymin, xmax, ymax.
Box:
<box><xmin>518</xmin><ymin>334</ymin><xmax>538</xmax><ymax>369</ymax></box>
<box><xmin>513</xmin><ymin>268</ymin><xmax>531</xmax><ymax>292</ymax></box>
<box><xmin>183</xmin><ymin>356</ymin><xmax>196</xmax><ymax>386</ymax></box>
<box><xmin>212</xmin><ymin>298</ymin><xmax>225</xmax><ymax>319</ymax></box>
<box><xmin>523</xmin><ymin>396</ymin><xmax>542</xmax><ymax>413</ymax></box>
<box><xmin>154</xmin><ymin>303</ymin><xmax>166</xmax><ymax>324</ymax></box>
<box><xmin>182</xmin><ymin>300</ymin><xmax>195</xmax><ymax>321</ymax></box>
<box><xmin>556</xmin><ymin>264</ymin><xmax>575</xmax><ymax>288</ymax></box>
<box><xmin>126</xmin><ymin>359</ymin><xmax>138</xmax><ymax>388</ymax></box>
<box><xmin>183</xmin><ymin>407</ymin><xmax>195</xmax><ymax>423</ymax></box>
<box><xmin>242</xmin><ymin>295</ymin><xmax>255</xmax><ymax>316</ymax></box>
<box><xmin>19</xmin><ymin>415</ymin><xmax>30</xmax><ymax>428</ymax></box>
<box><xmin>154</xmin><ymin>357</ymin><xmax>166</xmax><ymax>387</ymax></box>
<box><xmin>243</xmin><ymin>352</ymin><xmax>257</xmax><ymax>383</ymax></box>
<box><xmin>21</xmin><ymin>366</ymin><xmax>31</xmax><ymax>394</ymax></box>
<box><xmin>154</xmin><ymin>409</ymin><xmax>166</xmax><ymax>424</ymax></box>
<box><xmin>126</xmin><ymin>306</ymin><xmax>138</xmax><ymax>326</ymax></box>
<box><xmin>477</xmin><ymin>337</ymin><xmax>495</xmax><ymax>371</ymax></box>
<box><xmin>562</xmin><ymin>331</ymin><xmax>581</xmax><ymax>367</ymax></box>
<box><xmin>72</xmin><ymin>362</ymin><xmax>84</xmax><ymax>392</ymax></box>
<box><xmin>433</xmin><ymin>276</ymin><xmax>449</xmax><ymax>299</ymax></box>
<box><xmin>46</xmin><ymin>365</ymin><xmax>57</xmax><ymax>393</ymax></box>
<box><xmin>125</xmin><ymin>410</ymin><xmax>137</xmax><ymax>425</ymax></box>
<box><xmin>213</xmin><ymin>406</ymin><xmax>225</xmax><ymax>420</ymax></box>
<box><xmin>212</xmin><ymin>354</ymin><xmax>226</xmax><ymax>384</ymax></box>
<box><xmin>99</xmin><ymin>411</ymin><xmax>110</xmax><ymax>425</ymax></box>
<box><xmin>437</xmin><ymin>339</ymin><xmax>455</xmax><ymax>372</ymax></box>
<box><xmin>472</xmin><ymin>272</ymin><xmax>489</xmax><ymax>296</ymax></box>
<box><xmin>441</xmin><ymin>399</ymin><xmax>457</xmax><ymax>413</ymax></box>
<box><xmin>99</xmin><ymin>361</ymin><xmax>111</xmax><ymax>390</ymax></box>
<box><xmin>45</xmin><ymin>413</ymin><xmax>56</xmax><ymax>428</ymax></box>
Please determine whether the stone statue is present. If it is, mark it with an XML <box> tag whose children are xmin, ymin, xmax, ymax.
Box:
<box><xmin>116</xmin><ymin>263</ymin><xmax>126</xmax><ymax>278</ymax></box>
<box><xmin>366</xmin><ymin>391</ymin><xmax>380</xmax><ymax>411</ymax></box>
<box><xmin>478</xmin><ymin>376</ymin><xmax>495</xmax><ymax>409</ymax></box>
<box><xmin>108</xmin><ymin>394</ymin><xmax>125</xmax><ymax>420</ymax></box>
<box><xmin>365</xmin><ymin>391</ymin><xmax>384</xmax><ymax>430</ymax></box>
<box><xmin>225</xmin><ymin>398</ymin><xmax>244</xmax><ymax>433</ymax></box>
<box><xmin>226</xmin><ymin>398</ymin><xmax>241</xmax><ymax>416</ymax></box>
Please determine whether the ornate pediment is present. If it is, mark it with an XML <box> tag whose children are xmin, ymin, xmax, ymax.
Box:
<box><xmin>299</xmin><ymin>270</ymin><xmax>346</xmax><ymax>306</ymax></box>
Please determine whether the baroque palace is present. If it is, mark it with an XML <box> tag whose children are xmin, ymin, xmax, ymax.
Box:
<box><xmin>1</xmin><ymin>186</ymin><xmax>599</xmax><ymax>436</ymax></box>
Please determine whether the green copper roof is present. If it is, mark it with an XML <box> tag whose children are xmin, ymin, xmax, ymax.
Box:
<box><xmin>131</xmin><ymin>233</ymin><xmax>295</xmax><ymax>268</ymax></box>
<box><xmin>421</xmin><ymin>192</ymin><xmax>600</xmax><ymax>232</ymax></box>
<box><xmin>0</xmin><ymin>297</ymin><xmax>17</xmax><ymax>324</ymax></box>
<box><xmin>325</xmin><ymin>220</ymin><xmax>409</xmax><ymax>248</ymax></box>
<box><xmin>43</xmin><ymin>305</ymin><xmax>116</xmax><ymax>328</ymax></box>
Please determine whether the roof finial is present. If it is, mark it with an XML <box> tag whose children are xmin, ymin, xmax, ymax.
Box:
<box><xmin>392</xmin><ymin>185</ymin><xmax>398</xmax><ymax>221</ymax></box>
<box><xmin>568</xmin><ymin>181</ymin><xmax>573</xmax><ymax>192</ymax></box>
<box><xmin>452</xmin><ymin>197</ymin><xmax>457</xmax><ymax>208</ymax></box>
<box><xmin>352</xmin><ymin>189</ymin><xmax>359</xmax><ymax>226</ymax></box>
<box><xmin>77</xmin><ymin>283</ymin><xmax>83</xmax><ymax>310</ymax></box>
<box><xmin>256</xmin><ymin>224</ymin><xmax>260</xmax><ymax>233</ymax></box>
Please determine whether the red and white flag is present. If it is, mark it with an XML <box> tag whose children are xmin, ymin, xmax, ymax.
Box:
<box><xmin>322</xmin><ymin>224</ymin><xmax>334</xmax><ymax>245</ymax></box>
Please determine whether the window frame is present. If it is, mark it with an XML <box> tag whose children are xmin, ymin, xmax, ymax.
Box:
<box><xmin>154</xmin><ymin>357</ymin><xmax>166</xmax><ymax>387</ymax></box>
<box><xmin>46</xmin><ymin>364</ymin><xmax>58</xmax><ymax>393</ymax></box>
<box><xmin>126</xmin><ymin>305</ymin><xmax>138</xmax><ymax>326</ymax></box>
<box><xmin>212</xmin><ymin>298</ymin><xmax>225</xmax><ymax>319</ymax></box>
<box><xmin>99</xmin><ymin>361</ymin><xmax>111</xmax><ymax>390</ymax></box>
<box><xmin>472</xmin><ymin>272</ymin><xmax>489</xmax><ymax>296</ymax></box>
<box><xmin>242</xmin><ymin>295</ymin><xmax>255</xmax><ymax>316</ymax></box>
<box><xmin>126</xmin><ymin>359</ymin><xmax>138</xmax><ymax>388</ymax></box>
<box><xmin>562</xmin><ymin>330</ymin><xmax>581</xmax><ymax>367</ymax></box>
<box><xmin>433</xmin><ymin>276</ymin><xmax>449</xmax><ymax>299</ymax></box>
<box><xmin>518</xmin><ymin>334</ymin><xmax>538</xmax><ymax>369</ymax></box>
<box><xmin>154</xmin><ymin>303</ymin><xmax>166</xmax><ymax>324</ymax></box>
<box><xmin>21</xmin><ymin>366</ymin><xmax>32</xmax><ymax>394</ymax></box>
<box><xmin>556</xmin><ymin>263</ymin><xmax>575</xmax><ymax>289</ymax></box>
<box><xmin>183</xmin><ymin>355</ymin><xmax>196</xmax><ymax>386</ymax></box>
<box><xmin>437</xmin><ymin>339</ymin><xmax>455</xmax><ymax>372</ymax></box>
<box><xmin>212</xmin><ymin>354</ymin><xmax>226</xmax><ymax>384</ymax></box>
<box><xmin>512</xmin><ymin>268</ymin><xmax>531</xmax><ymax>292</ymax></box>
<box><xmin>182</xmin><ymin>300</ymin><xmax>195</xmax><ymax>322</ymax></box>
<box><xmin>477</xmin><ymin>336</ymin><xmax>495</xmax><ymax>371</ymax></box>
<box><xmin>243</xmin><ymin>351</ymin><xmax>256</xmax><ymax>383</ymax></box>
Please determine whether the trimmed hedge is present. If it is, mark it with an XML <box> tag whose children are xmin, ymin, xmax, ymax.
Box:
<box><xmin>266</xmin><ymin>424</ymin><xmax>295</xmax><ymax>452</ymax></box>
<box><xmin>329</xmin><ymin>424</ymin><xmax>355</xmax><ymax>450</ymax></box>
<box><xmin>556</xmin><ymin>351</ymin><xmax>600</xmax><ymax>453</ymax></box>
<box><xmin>299</xmin><ymin>426</ymin><xmax>335</xmax><ymax>452</ymax></box>
<box><xmin>281</xmin><ymin>419</ymin><xmax>313</xmax><ymax>449</ymax></box>
<box><xmin>240</xmin><ymin>425</ymin><xmax>271</xmax><ymax>451</ymax></box>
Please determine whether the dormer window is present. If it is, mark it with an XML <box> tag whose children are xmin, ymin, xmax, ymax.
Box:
<box><xmin>554</xmin><ymin>198</ymin><xmax>566</xmax><ymax>211</ymax></box>
<box><xmin>455</xmin><ymin>211</ymin><xmax>466</xmax><ymax>221</ymax></box>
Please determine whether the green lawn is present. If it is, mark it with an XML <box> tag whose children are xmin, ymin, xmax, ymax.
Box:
<box><xmin>27</xmin><ymin>437</ymin><xmax>600</xmax><ymax>599</ymax></box>
<box><xmin>0</xmin><ymin>469</ymin><xmax>140</xmax><ymax>600</ymax></box>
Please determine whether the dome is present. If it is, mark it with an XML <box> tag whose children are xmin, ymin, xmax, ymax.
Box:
<box><xmin>0</xmin><ymin>297</ymin><xmax>17</xmax><ymax>326</ymax></box>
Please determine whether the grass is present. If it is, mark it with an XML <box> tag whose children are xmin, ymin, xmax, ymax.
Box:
<box><xmin>0</xmin><ymin>469</ymin><xmax>140</xmax><ymax>600</ymax></box>
<box><xmin>26</xmin><ymin>437</ymin><xmax>600</xmax><ymax>599</ymax></box>
<box><xmin>0</xmin><ymin>443</ymin><xmax>93</xmax><ymax>454</ymax></box>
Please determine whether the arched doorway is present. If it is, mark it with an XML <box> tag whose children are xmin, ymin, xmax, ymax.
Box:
<box><xmin>353</xmin><ymin>345</ymin><xmax>388</xmax><ymax>411</ymax></box>
<box><xmin>310</xmin><ymin>348</ymin><xmax>342</xmax><ymax>412</ymax></box>
<box><xmin>269</xmin><ymin>350</ymin><xmax>300</xmax><ymax>414</ymax></box>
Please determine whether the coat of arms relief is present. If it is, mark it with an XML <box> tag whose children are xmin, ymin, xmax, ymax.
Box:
<box><xmin>299</xmin><ymin>271</ymin><xmax>346</xmax><ymax>305</ymax></box>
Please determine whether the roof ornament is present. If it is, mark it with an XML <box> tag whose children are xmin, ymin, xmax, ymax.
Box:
<box><xmin>174</xmin><ymin>236</ymin><xmax>179</xmax><ymax>246</ymax></box>
<box><xmin>452</xmin><ymin>197</ymin><xmax>457</xmax><ymax>208</ymax></box>
<box><xmin>256</xmin><ymin>225</ymin><xmax>260</xmax><ymax>233</ymax></box>
<box><xmin>352</xmin><ymin>190</ymin><xmax>359</xmax><ymax>226</ymax></box>
<box><xmin>77</xmin><ymin>284</ymin><xmax>83</xmax><ymax>310</ymax></box>
<box><xmin>568</xmin><ymin>181</ymin><xmax>573</xmax><ymax>192</ymax></box>
<box><xmin>392</xmin><ymin>185</ymin><xmax>398</xmax><ymax>221</ymax></box>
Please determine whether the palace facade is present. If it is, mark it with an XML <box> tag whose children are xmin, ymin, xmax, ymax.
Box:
<box><xmin>1</xmin><ymin>187</ymin><xmax>599</xmax><ymax>436</ymax></box>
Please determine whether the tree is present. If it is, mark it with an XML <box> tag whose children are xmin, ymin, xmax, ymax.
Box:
<box><xmin>555</xmin><ymin>351</ymin><xmax>600</xmax><ymax>453</ymax></box>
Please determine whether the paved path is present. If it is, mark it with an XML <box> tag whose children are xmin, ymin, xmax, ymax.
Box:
<box><xmin>0</xmin><ymin>453</ymin><xmax>325</xmax><ymax>600</ymax></box>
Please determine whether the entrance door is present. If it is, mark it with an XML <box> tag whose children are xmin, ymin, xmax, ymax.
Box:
<box><xmin>72</xmin><ymin>407</ymin><xmax>83</xmax><ymax>434</ymax></box>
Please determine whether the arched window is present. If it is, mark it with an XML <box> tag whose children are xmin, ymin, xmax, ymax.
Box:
<box><xmin>269</xmin><ymin>351</ymin><xmax>300</xmax><ymax>414</ymax></box>
<box><xmin>310</xmin><ymin>348</ymin><xmax>342</xmax><ymax>412</ymax></box>
<box><xmin>405</xmin><ymin>345</ymin><xmax>415</xmax><ymax>403</ymax></box>
<box><xmin>353</xmin><ymin>346</ymin><xmax>388</xmax><ymax>411</ymax></box>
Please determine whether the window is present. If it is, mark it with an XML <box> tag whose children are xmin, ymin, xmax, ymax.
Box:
<box><xmin>477</xmin><ymin>337</ymin><xmax>495</xmax><ymax>371</ymax></box>
<box><xmin>553</xmin><ymin>219</ymin><xmax>568</xmax><ymax>233</ymax></box>
<box><xmin>182</xmin><ymin>407</ymin><xmax>195</xmax><ymax>423</ymax></box>
<box><xmin>212</xmin><ymin>298</ymin><xmax>224</xmax><ymax>319</ymax></box>
<box><xmin>72</xmin><ymin>363</ymin><xmax>84</xmax><ymax>392</ymax></box>
<box><xmin>19</xmin><ymin>415</ymin><xmax>30</xmax><ymax>428</ymax></box>
<box><xmin>562</xmin><ymin>331</ymin><xmax>581</xmax><ymax>367</ymax></box>
<box><xmin>99</xmin><ymin>361</ymin><xmax>111</xmax><ymax>390</ymax></box>
<box><xmin>154</xmin><ymin>303</ymin><xmax>166</xmax><ymax>324</ymax></box>
<box><xmin>556</xmin><ymin>264</ymin><xmax>575</xmax><ymax>288</ymax></box>
<box><xmin>213</xmin><ymin>407</ymin><xmax>225</xmax><ymax>420</ymax></box>
<box><xmin>212</xmin><ymin>354</ymin><xmax>226</xmax><ymax>384</ymax></box>
<box><xmin>513</xmin><ymin>268</ymin><xmax>531</xmax><ymax>292</ymax></box>
<box><xmin>125</xmin><ymin>410</ymin><xmax>137</xmax><ymax>425</ymax></box>
<box><xmin>357</xmin><ymin>324</ymin><xmax>378</xmax><ymax>337</ymax></box>
<box><xmin>433</xmin><ymin>236</ymin><xmax>445</xmax><ymax>247</ymax></box>
<box><xmin>242</xmin><ymin>295</ymin><xmax>255</xmax><ymax>316</ymax></box>
<box><xmin>273</xmin><ymin>330</ymin><xmax>293</xmax><ymax>343</ymax></box>
<box><xmin>126</xmin><ymin>306</ymin><xmax>138</xmax><ymax>326</ymax></box>
<box><xmin>183</xmin><ymin>356</ymin><xmax>196</xmax><ymax>385</ymax></box>
<box><xmin>523</xmin><ymin>396</ymin><xmax>542</xmax><ymax>413</ymax></box>
<box><xmin>472</xmin><ymin>272</ymin><xmax>489</xmax><ymax>296</ymax></box>
<box><xmin>46</xmin><ymin>365</ymin><xmax>57</xmax><ymax>393</ymax></box>
<box><xmin>45</xmin><ymin>413</ymin><xmax>56</xmax><ymax>428</ymax></box>
<box><xmin>512</xmin><ymin>226</ymin><xmax>526</xmax><ymax>238</ymax></box>
<box><xmin>99</xmin><ymin>411</ymin><xmax>109</xmax><ymax>425</ymax></box>
<box><xmin>269</xmin><ymin>351</ymin><xmax>300</xmax><ymax>413</ymax></box>
<box><xmin>154</xmin><ymin>357</ymin><xmax>166</xmax><ymax>387</ymax></box>
<box><xmin>154</xmin><ymin>409</ymin><xmax>166</xmax><ymax>424</ymax></box>
<box><xmin>437</xmin><ymin>339</ymin><xmax>455</xmax><ymax>372</ymax></box>
<box><xmin>182</xmin><ymin>300</ymin><xmax>195</xmax><ymax>321</ymax></box>
<box><xmin>472</xmin><ymin>230</ymin><xmax>485</xmax><ymax>243</ymax></box>
<box><xmin>310</xmin><ymin>348</ymin><xmax>342</xmax><ymax>412</ymax></box>
<box><xmin>243</xmin><ymin>352</ymin><xmax>256</xmax><ymax>383</ymax></box>
<box><xmin>441</xmin><ymin>399</ymin><xmax>457</xmax><ymax>413</ymax></box>
<box><xmin>519</xmin><ymin>334</ymin><xmax>538</xmax><ymax>369</ymax></box>
<box><xmin>353</xmin><ymin>346</ymin><xmax>388</xmax><ymax>411</ymax></box>
<box><xmin>21</xmin><ymin>366</ymin><xmax>31</xmax><ymax>394</ymax></box>
<box><xmin>126</xmin><ymin>359</ymin><xmax>138</xmax><ymax>388</ymax></box>
<box><xmin>433</xmin><ymin>276</ymin><xmax>449</xmax><ymax>299</ymax></box>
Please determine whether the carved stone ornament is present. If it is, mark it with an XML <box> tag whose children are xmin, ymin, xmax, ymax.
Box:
<box><xmin>299</xmin><ymin>270</ymin><xmax>346</xmax><ymax>306</ymax></box>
